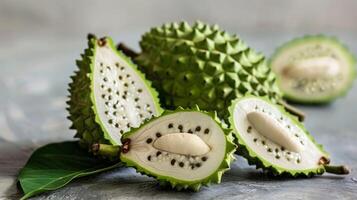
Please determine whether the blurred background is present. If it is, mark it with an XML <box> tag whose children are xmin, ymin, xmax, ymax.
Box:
<box><xmin>0</xmin><ymin>0</ymin><xmax>356</xmax><ymax>145</ymax></box>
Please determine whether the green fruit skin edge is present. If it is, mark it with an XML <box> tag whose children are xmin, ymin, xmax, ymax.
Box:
<box><xmin>120</xmin><ymin>107</ymin><xmax>237</xmax><ymax>191</ymax></box>
<box><xmin>228</xmin><ymin>95</ymin><xmax>329</xmax><ymax>176</ymax></box>
<box><xmin>67</xmin><ymin>36</ymin><xmax>163</xmax><ymax>158</ymax></box>
<box><xmin>269</xmin><ymin>35</ymin><xmax>356</xmax><ymax>104</ymax></box>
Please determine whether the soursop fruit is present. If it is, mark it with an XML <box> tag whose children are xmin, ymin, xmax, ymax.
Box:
<box><xmin>67</xmin><ymin>35</ymin><xmax>162</xmax><ymax>157</ymax></box>
<box><xmin>229</xmin><ymin>95</ymin><xmax>349</xmax><ymax>176</ymax></box>
<box><xmin>93</xmin><ymin>108</ymin><xmax>236</xmax><ymax>191</ymax></box>
<box><xmin>135</xmin><ymin>21</ymin><xmax>282</xmax><ymax>120</ymax></box>
<box><xmin>270</xmin><ymin>35</ymin><xmax>356</xmax><ymax>104</ymax></box>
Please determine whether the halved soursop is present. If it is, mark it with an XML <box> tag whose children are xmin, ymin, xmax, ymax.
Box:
<box><xmin>67</xmin><ymin>35</ymin><xmax>162</xmax><ymax>155</ymax></box>
<box><xmin>114</xmin><ymin>108</ymin><xmax>236</xmax><ymax>191</ymax></box>
<box><xmin>229</xmin><ymin>95</ymin><xmax>349</xmax><ymax>176</ymax></box>
<box><xmin>135</xmin><ymin>21</ymin><xmax>282</xmax><ymax>120</ymax></box>
<box><xmin>270</xmin><ymin>35</ymin><xmax>356</xmax><ymax>104</ymax></box>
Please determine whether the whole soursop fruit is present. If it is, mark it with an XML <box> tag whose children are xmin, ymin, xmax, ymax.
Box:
<box><xmin>93</xmin><ymin>108</ymin><xmax>236</xmax><ymax>191</ymax></box>
<box><xmin>135</xmin><ymin>21</ymin><xmax>282</xmax><ymax>120</ymax></box>
<box><xmin>229</xmin><ymin>95</ymin><xmax>349</xmax><ymax>176</ymax></box>
<box><xmin>270</xmin><ymin>35</ymin><xmax>356</xmax><ymax>104</ymax></box>
<box><xmin>67</xmin><ymin>35</ymin><xmax>162</xmax><ymax>157</ymax></box>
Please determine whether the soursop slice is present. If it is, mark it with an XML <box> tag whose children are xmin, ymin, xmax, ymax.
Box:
<box><xmin>97</xmin><ymin>108</ymin><xmax>236</xmax><ymax>191</ymax></box>
<box><xmin>67</xmin><ymin>35</ymin><xmax>162</xmax><ymax>153</ymax></box>
<box><xmin>135</xmin><ymin>21</ymin><xmax>282</xmax><ymax>120</ymax></box>
<box><xmin>228</xmin><ymin>95</ymin><xmax>349</xmax><ymax>176</ymax></box>
<box><xmin>270</xmin><ymin>35</ymin><xmax>356</xmax><ymax>104</ymax></box>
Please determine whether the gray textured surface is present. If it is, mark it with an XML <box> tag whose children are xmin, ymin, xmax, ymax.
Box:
<box><xmin>1</xmin><ymin>0</ymin><xmax>357</xmax><ymax>199</ymax></box>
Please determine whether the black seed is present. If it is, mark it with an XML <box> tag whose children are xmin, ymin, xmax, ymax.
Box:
<box><xmin>107</xmin><ymin>88</ymin><xmax>112</xmax><ymax>93</ymax></box>
<box><xmin>115</xmin><ymin>62</ymin><xmax>119</xmax><ymax>67</ymax></box>
<box><xmin>297</xmin><ymin>159</ymin><xmax>301</xmax><ymax>163</ymax></box>
<box><xmin>295</xmin><ymin>134</ymin><xmax>299</xmax><ymax>137</ymax></box>
<box><xmin>104</xmin><ymin>111</ymin><xmax>109</xmax><ymax>115</ymax></box>
<box><xmin>188</xmin><ymin>129</ymin><xmax>193</xmax><ymax>133</ymax></box>
<box><xmin>191</xmin><ymin>164</ymin><xmax>195</xmax><ymax>169</ymax></box>
<box><xmin>280</xmin><ymin>117</ymin><xmax>283</xmax><ymax>120</ymax></box>
<box><xmin>139</xmin><ymin>114</ymin><xmax>144</xmax><ymax>118</ymax></box>
<box><xmin>171</xmin><ymin>159</ymin><xmax>176</xmax><ymax>166</ymax></box>
<box><xmin>124</xmin><ymin>91</ymin><xmax>128</xmax><ymax>95</ymax></box>
<box><xmin>100</xmin><ymin>62</ymin><xmax>103</xmax><ymax>66</ymax></box>
<box><xmin>204</xmin><ymin>129</ymin><xmax>210</xmax><ymax>134</ymax></box>
<box><xmin>156</xmin><ymin>151</ymin><xmax>162</xmax><ymax>156</ymax></box>
<box><xmin>286</xmin><ymin>157</ymin><xmax>291</xmax><ymax>161</ymax></box>
<box><xmin>146</xmin><ymin>138</ymin><xmax>152</xmax><ymax>144</ymax></box>
<box><xmin>122</xmin><ymin>95</ymin><xmax>126</xmax><ymax>99</ymax></box>
<box><xmin>281</xmin><ymin>146</ymin><xmax>285</xmax><ymax>151</ymax></box>
<box><xmin>287</xmin><ymin>125</ymin><xmax>291</xmax><ymax>129</ymax></box>
<box><xmin>120</xmin><ymin>66</ymin><xmax>124</xmax><ymax>70</ymax></box>
<box><xmin>247</xmin><ymin>126</ymin><xmax>252</xmax><ymax>133</ymax></box>
<box><xmin>195</xmin><ymin>163</ymin><xmax>201</xmax><ymax>168</ymax></box>
<box><xmin>106</xmin><ymin>66</ymin><xmax>111</xmax><ymax>70</ymax></box>
<box><xmin>201</xmin><ymin>157</ymin><xmax>207</xmax><ymax>161</ymax></box>
<box><xmin>156</xmin><ymin>132</ymin><xmax>162</xmax><ymax>137</ymax></box>
<box><xmin>119</xmin><ymin>76</ymin><xmax>123</xmax><ymax>80</ymax></box>
<box><xmin>113</xmin><ymin>111</ymin><xmax>117</xmax><ymax>116</ymax></box>
<box><xmin>300</xmin><ymin>141</ymin><xmax>304</xmax><ymax>145</ymax></box>
<box><xmin>195</xmin><ymin>126</ymin><xmax>201</xmax><ymax>132</ymax></box>
<box><xmin>108</xmin><ymin>119</ymin><xmax>113</xmax><ymax>124</ymax></box>
<box><xmin>287</xmin><ymin>152</ymin><xmax>291</xmax><ymax>155</ymax></box>
<box><xmin>138</xmin><ymin>89</ymin><xmax>143</xmax><ymax>93</ymax></box>
<box><xmin>115</xmin><ymin>123</ymin><xmax>119</xmax><ymax>128</ymax></box>
<box><xmin>101</xmin><ymin>84</ymin><xmax>104</xmax><ymax>88</ymax></box>
<box><xmin>179</xmin><ymin>162</ymin><xmax>184</xmax><ymax>167</ymax></box>
<box><xmin>101</xmin><ymin>94</ymin><xmax>105</xmax><ymax>99</ymax></box>
<box><xmin>116</xmin><ymin>91</ymin><xmax>120</xmax><ymax>95</ymax></box>
<box><xmin>168</xmin><ymin>123</ymin><xmax>173</xmax><ymax>128</ymax></box>
<box><xmin>103</xmin><ymin>77</ymin><xmax>108</xmax><ymax>82</ymax></box>
<box><xmin>124</xmin><ymin>83</ymin><xmax>128</xmax><ymax>87</ymax></box>
<box><xmin>147</xmin><ymin>155</ymin><xmax>151</xmax><ymax>161</ymax></box>
<box><xmin>108</xmin><ymin>95</ymin><xmax>112</xmax><ymax>100</ymax></box>
<box><xmin>275</xmin><ymin>148</ymin><xmax>279</xmax><ymax>153</ymax></box>
<box><xmin>127</xmin><ymin>123</ymin><xmax>131</xmax><ymax>128</ymax></box>
<box><xmin>105</xmin><ymin>101</ymin><xmax>109</xmax><ymax>106</ymax></box>
<box><xmin>131</xmin><ymin>81</ymin><xmax>135</xmax><ymax>84</ymax></box>
<box><xmin>275</xmin><ymin>155</ymin><xmax>280</xmax><ymax>159</ymax></box>
<box><xmin>267</xmin><ymin>148</ymin><xmax>272</xmax><ymax>152</ymax></box>
<box><xmin>134</xmin><ymin>98</ymin><xmax>139</xmax><ymax>102</ymax></box>
<box><xmin>126</xmin><ymin>74</ymin><xmax>130</xmax><ymax>78</ymax></box>
<box><xmin>136</xmin><ymin>105</ymin><xmax>141</xmax><ymax>109</ymax></box>
<box><xmin>149</xmin><ymin>110</ymin><xmax>153</xmax><ymax>114</ymax></box>
<box><xmin>253</xmin><ymin>138</ymin><xmax>258</xmax><ymax>142</ymax></box>
<box><xmin>120</xmin><ymin>130</ymin><xmax>124</xmax><ymax>134</ymax></box>
<box><xmin>261</xmin><ymin>140</ymin><xmax>266</xmax><ymax>145</ymax></box>
<box><xmin>100</xmin><ymin>69</ymin><xmax>103</xmax><ymax>73</ymax></box>
<box><xmin>178</xmin><ymin>125</ymin><xmax>183</xmax><ymax>130</ymax></box>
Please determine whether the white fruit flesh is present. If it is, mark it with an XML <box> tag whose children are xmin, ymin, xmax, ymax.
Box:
<box><xmin>232</xmin><ymin>97</ymin><xmax>326</xmax><ymax>171</ymax></box>
<box><xmin>283</xmin><ymin>57</ymin><xmax>340</xmax><ymax>79</ymax></box>
<box><xmin>271</xmin><ymin>39</ymin><xmax>353</xmax><ymax>101</ymax></box>
<box><xmin>92</xmin><ymin>42</ymin><xmax>159</xmax><ymax>145</ymax></box>
<box><xmin>247</xmin><ymin>111</ymin><xmax>303</xmax><ymax>153</ymax></box>
<box><xmin>121</xmin><ymin>112</ymin><xmax>227</xmax><ymax>181</ymax></box>
<box><xmin>153</xmin><ymin>133</ymin><xmax>210</xmax><ymax>156</ymax></box>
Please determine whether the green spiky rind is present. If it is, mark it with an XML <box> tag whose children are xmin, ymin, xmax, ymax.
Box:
<box><xmin>136</xmin><ymin>21</ymin><xmax>282</xmax><ymax>121</ymax></box>
<box><xmin>67</xmin><ymin>35</ymin><xmax>163</xmax><ymax>156</ymax></box>
<box><xmin>269</xmin><ymin>35</ymin><xmax>356</xmax><ymax>104</ymax></box>
<box><xmin>228</xmin><ymin>95</ymin><xmax>329</xmax><ymax>177</ymax></box>
<box><xmin>67</xmin><ymin>37</ymin><xmax>110</xmax><ymax>151</ymax></box>
<box><xmin>120</xmin><ymin>107</ymin><xmax>236</xmax><ymax>191</ymax></box>
<box><xmin>88</xmin><ymin>37</ymin><xmax>163</xmax><ymax>145</ymax></box>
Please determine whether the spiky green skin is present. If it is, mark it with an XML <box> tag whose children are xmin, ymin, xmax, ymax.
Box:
<box><xmin>270</xmin><ymin>35</ymin><xmax>356</xmax><ymax>104</ymax></box>
<box><xmin>67</xmin><ymin>36</ymin><xmax>162</xmax><ymax>159</ymax></box>
<box><xmin>228</xmin><ymin>95</ymin><xmax>329</xmax><ymax>177</ymax></box>
<box><xmin>120</xmin><ymin>107</ymin><xmax>236</xmax><ymax>191</ymax></box>
<box><xmin>136</xmin><ymin>21</ymin><xmax>282</xmax><ymax>121</ymax></box>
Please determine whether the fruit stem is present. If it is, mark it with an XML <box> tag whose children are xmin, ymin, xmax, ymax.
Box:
<box><xmin>278</xmin><ymin>100</ymin><xmax>305</xmax><ymax>122</ymax></box>
<box><xmin>117</xmin><ymin>43</ymin><xmax>139</xmax><ymax>59</ymax></box>
<box><xmin>92</xmin><ymin>143</ymin><xmax>120</xmax><ymax>157</ymax></box>
<box><xmin>324</xmin><ymin>165</ymin><xmax>350</xmax><ymax>175</ymax></box>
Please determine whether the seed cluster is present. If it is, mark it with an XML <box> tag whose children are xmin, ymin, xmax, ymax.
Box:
<box><xmin>97</xmin><ymin>59</ymin><xmax>154</xmax><ymax>134</ymax></box>
<box><xmin>249</xmin><ymin>104</ymin><xmax>304</xmax><ymax>164</ymax></box>
<box><xmin>144</xmin><ymin>122</ymin><xmax>211</xmax><ymax>170</ymax></box>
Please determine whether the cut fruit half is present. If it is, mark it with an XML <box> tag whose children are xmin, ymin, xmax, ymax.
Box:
<box><xmin>229</xmin><ymin>95</ymin><xmax>349</xmax><ymax>176</ymax></box>
<box><xmin>67</xmin><ymin>35</ymin><xmax>162</xmax><ymax>151</ymax></box>
<box><xmin>117</xmin><ymin>108</ymin><xmax>236</xmax><ymax>191</ymax></box>
<box><xmin>270</xmin><ymin>35</ymin><xmax>356</xmax><ymax>104</ymax></box>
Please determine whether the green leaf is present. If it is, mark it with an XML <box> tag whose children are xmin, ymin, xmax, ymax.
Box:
<box><xmin>18</xmin><ymin>141</ymin><xmax>122</xmax><ymax>200</ymax></box>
